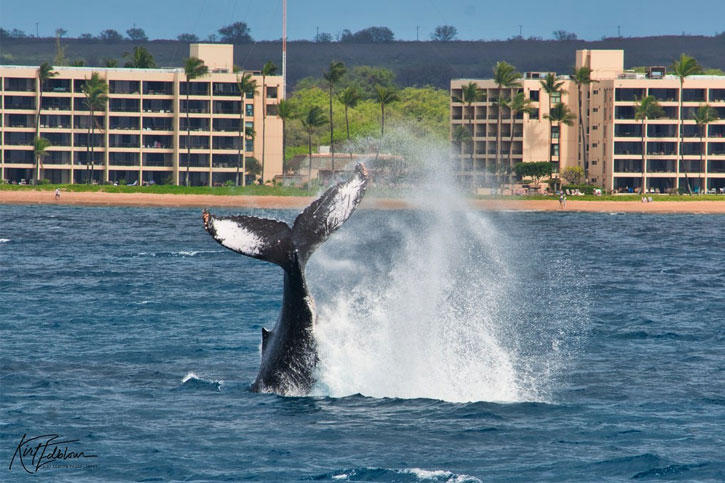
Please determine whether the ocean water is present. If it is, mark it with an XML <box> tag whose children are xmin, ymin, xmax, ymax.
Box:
<box><xmin>1</xmin><ymin>204</ymin><xmax>724</xmax><ymax>481</ymax></box>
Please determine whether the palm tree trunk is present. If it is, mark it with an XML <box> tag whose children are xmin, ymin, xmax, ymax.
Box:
<box><xmin>381</xmin><ymin>104</ymin><xmax>385</xmax><ymax>137</ymax></box>
<box><xmin>641</xmin><ymin>118</ymin><xmax>647</xmax><ymax>194</ymax></box>
<box><xmin>281</xmin><ymin>120</ymin><xmax>286</xmax><ymax>184</ymax></box>
<box><xmin>86</xmin><ymin>109</ymin><xmax>93</xmax><ymax>184</ymax></box>
<box><xmin>185</xmin><ymin>89</ymin><xmax>191</xmax><ymax>186</ymax></box>
<box><xmin>678</xmin><ymin>79</ymin><xmax>692</xmax><ymax>194</ymax></box>
<box><xmin>329</xmin><ymin>83</ymin><xmax>335</xmax><ymax>175</ymax></box>
<box><xmin>577</xmin><ymin>85</ymin><xmax>585</xmax><ymax>175</ymax></box>
<box><xmin>509</xmin><ymin>112</ymin><xmax>518</xmax><ymax>192</ymax></box>
<box><xmin>237</xmin><ymin>104</ymin><xmax>243</xmax><ymax>187</ymax></box>
<box><xmin>345</xmin><ymin>105</ymin><xmax>352</xmax><ymax>163</ymax></box>
<box><xmin>261</xmin><ymin>76</ymin><xmax>266</xmax><ymax>184</ymax></box>
<box><xmin>307</xmin><ymin>131</ymin><xmax>312</xmax><ymax>187</ymax></box>
<box><xmin>34</xmin><ymin>83</ymin><xmax>43</xmax><ymax>185</ymax></box>
<box><xmin>496</xmin><ymin>92</ymin><xmax>503</xmax><ymax>193</ymax></box>
<box><xmin>700</xmin><ymin>126</ymin><xmax>705</xmax><ymax>194</ymax></box>
<box><xmin>469</xmin><ymin>103</ymin><xmax>474</xmax><ymax>185</ymax></box>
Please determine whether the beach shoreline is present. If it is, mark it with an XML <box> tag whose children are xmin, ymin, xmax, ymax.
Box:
<box><xmin>3</xmin><ymin>190</ymin><xmax>725</xmax><ymax>213</ymax></box>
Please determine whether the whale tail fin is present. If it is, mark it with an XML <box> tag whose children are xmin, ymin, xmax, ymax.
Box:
<box><xmin>203</xmin><ymin>164</ymin><xmax>368</xmax><ymax>269</ymax></box>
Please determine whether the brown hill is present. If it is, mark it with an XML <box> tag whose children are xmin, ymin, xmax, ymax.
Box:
<box><xmin>2</xmin><ymin>35</ymin><xmax>724</xmax><ymax>90</ymax></box>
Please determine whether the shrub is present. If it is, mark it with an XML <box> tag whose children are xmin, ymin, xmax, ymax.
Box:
<box><xmin>224</xmin><ymin>180</ymin><xmax>235</xmax><ymax>187</ymax></box>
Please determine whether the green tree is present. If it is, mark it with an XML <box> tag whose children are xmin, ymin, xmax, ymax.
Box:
<box><xmin>561</xmin><ymin>165</ymin><xmax>584</xmax><ymax>185</ymax></box>
<box><xmin>276</xmin><ymin>99</ymin><xmax>295</xmax><ymax>181</ymax></box>
<box><xmin>671</xmin><ymin>53</ymin><xmax>702</xmax><ymax>194</ymax></box>
<box><xmin>572</xmin><ymin>66</ymin><xmax>596</xmax><ymax>180</ymax></box>
<box><xmin>260</xmin><ymin>61</ymin><xmax>278</xmax><ymax>184</ymax></box>
<box><xmin>692</xmin><ymin>104</ymin><xmax>719</xmax><ymax>193</ymax></box>
<box><xmin>123</xmin><ymin>46</ymin><xmax>156</xmax><ymax>68</ymax></box>
<box><xmin>374</xmin><ymin>84</ymin><xmax>399</xmax><ymax>136</ymax></box>
<box><xmin>337</xmin><ymin>86</ymin><xmax>361</xmax><ymax>143</ymax></box>
<box><xmin>634</xmin><ymin>95</ymin><xmax>664</xmax><ymax>194</ymax></box>
<box><xmin>34</xmin><ymin>62</ymin><xmax>57</xmax><ymax>184</ymax></box>
<box><xmin>104</xmin><ymin>58</ymin><xmax>118</xmax><ymax>67</ymax></box>
<box><xmin>235</xmin><ymin>71</ymin><xmax>257</xmax><ymax>186</ymax></box>
<box><xmin>182</xmin><ymin>57</ymin><xmax>209</xmax><ymax>186</ymax></box>
<box><xmin>540</xmin><ymin>73</ymin><xmax>566</xmax><ymax>163</ymax></box>
<box><xmin>126</xmin><ymin>27</ymin><xmax>148</xmax><ymax>41</ymax></box>
<box><xmin>431</xmin><ymin>25</ymin><xmax>458</xmax><ymax>41</ymax></box>
<box><xmin>543</xmin><ymin>102</ymin><xmax>576</xmax><ymax>190</ymax></box>
<box><xmin>300</xmin><ymin>106</ymin><xmax>328</xmax><ymax>186</ymax></box>
<box><xmin>218</xmin><ymin>22</ymin><xmax>253</xmax><ymax>43</ymax></box>
<box><xmin>33</xmin><ymin>136</ymin><xmax>51</xmax><ymax>185</ymax></box>
<box><xmin>452</xmin><ymin>124</ymin><xmax>472</xmax><ymax>168</ymax></box>
<box><xmin>514</xmin><ymin>161</ymin><xmax>553</xmax><ymax>187</ymax></box>
<box><xmin>493</xmin><ymin>61</ymin><xmax>522</xmax><ymax>190</ymax></box>
<box><xmin>81</xmin><ymin>72</ymin><xmax>108</xmax><ymax>184</ymax></box>
<box><xmin>505</xmin><ymin>91</ymin><xmax>536</xmax><ymax>188</ymax></box>
<box><xmin>323</xmin><ymin>61</ymin><xmax>346</xmax><ymax>173</ymax></box>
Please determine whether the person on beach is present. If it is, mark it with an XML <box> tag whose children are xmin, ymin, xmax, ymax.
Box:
<box><xmin>55</xmin><ymin>188</ymin><xmax>61</xmax><ymax>201</ymax></box>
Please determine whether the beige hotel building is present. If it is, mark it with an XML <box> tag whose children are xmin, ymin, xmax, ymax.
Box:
<box><xmin>0</xmin><ymin>44</ymin><xmax>283</xmax><ymax>185</ymax></box>
<box><xmin>452</xmin><ymin>49</ymin><xmax>725</xmax><ymax>193</ymax></box>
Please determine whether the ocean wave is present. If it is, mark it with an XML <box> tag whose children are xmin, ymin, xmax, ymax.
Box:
<box><xmin>0</xmin><ymin>238</ymin><xmax>10</xmax><ymax>243</ymax></box>
<box><xmin>136</xmin><ymin>250</ymin><xmax>221</xmax><ymax>258</ymax></box>
<box><xmin>175</xmin><ymin>372</ymin><xmax>223</xmax><ymax>392</ymax></box>
<box><xmin>308</xmin><ymin>467</ymin><xmax>482</xmax><ymax>482</ymax></box>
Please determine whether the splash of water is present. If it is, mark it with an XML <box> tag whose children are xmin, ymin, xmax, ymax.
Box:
<box><xmin>308</xmin><ymin>127</ymin><xmax>579</xmax><ymax>403</ymax></box>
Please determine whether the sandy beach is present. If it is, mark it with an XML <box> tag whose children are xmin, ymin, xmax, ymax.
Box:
<box><xmin>3</xmin><ymin>190</ymin><xmax>725</xmax><ymax>213</ymax></box>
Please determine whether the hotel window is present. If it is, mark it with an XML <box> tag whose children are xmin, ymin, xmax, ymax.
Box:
<box><xmin>529</xmin><ymin>90</ymin><xmax>540</xmax><ymax>101</ymax></box>
<box><xmin>245</xmin><ymin>104</ymin><xmax>254</xmax><ymax>116</ymax></box>
<box><xmin>592</xmin><ymin>125</ymin><xmax>598</xmax><ymax>130</ymax></box>
<box><xmin>551</xmin><ymin>92</ymin><xmax>561</xmax><ymax>104</ymax></box>
<box><xmin>592</xmin><ymin>142</ymin><xmax>598</xmax><ymax>148</ymax></box>
<box><xmin>593</xmin><ymin>107</ymin><xmax>599</xmax><ymax>113</ymax></box>
<box><xmin>552</xmin><ymin>125</ymin><xmax>560</xmax><ymax>139</ymax></box>
<box><xmin>551</xmin><ymin>144</ymin><xmax>559</xmax><ymax>156</ymax></box>
<box><xmin>593</xmin><ymin>89</ymin><xmax>599</xmax><ymax>95</ymax></box>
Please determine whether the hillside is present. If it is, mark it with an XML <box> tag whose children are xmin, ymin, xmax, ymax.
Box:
<box><xmin>2</xmin><ymin>35</ymin><xmax>725</xmax><ymax>90</ymax></box>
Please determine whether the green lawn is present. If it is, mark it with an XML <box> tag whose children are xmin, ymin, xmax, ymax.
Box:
<box><xmin>0</xmin><ymin>183</ymin><xmax>313</xmax><ymax>197</ymax></box>
<box><xmin>4</xmin><ymin>183</ymin><xmax>725</xmax><ymax>202</ymax></box>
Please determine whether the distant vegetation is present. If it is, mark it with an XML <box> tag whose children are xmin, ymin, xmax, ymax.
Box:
<box><xmin>3</xmin><ymin>32</ymin><xmax>725</xmax><ymax>91</ymax></box>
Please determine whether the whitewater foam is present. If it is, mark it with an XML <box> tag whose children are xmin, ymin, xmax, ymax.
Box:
<box><xmin>310</xmin><ymin>127</ymin><xmax>575</xmax><ymax>404</ymax></box>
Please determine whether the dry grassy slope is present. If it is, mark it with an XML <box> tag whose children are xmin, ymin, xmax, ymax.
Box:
<box><xmin>1</xmin><ymin>36</ymin><xmax>725</xmax><ymax>90</ymax></box>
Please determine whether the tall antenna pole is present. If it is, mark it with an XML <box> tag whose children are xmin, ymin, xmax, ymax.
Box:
<box><xmin>282</xmin><ymin>0</ymin><xmax>287</xmax><ymax>99</ymax></box>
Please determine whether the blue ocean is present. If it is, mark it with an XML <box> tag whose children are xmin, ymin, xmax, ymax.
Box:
<box><xmin>1</xmin><ymin>203</ymin><xmax>724</xmax><ymax>481</ymax></box>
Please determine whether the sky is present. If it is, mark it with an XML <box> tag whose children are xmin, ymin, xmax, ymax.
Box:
<box><xmin>1</xmin><ymin>0</ymin><xmax>724</xmax><ymax>42</ymax></box>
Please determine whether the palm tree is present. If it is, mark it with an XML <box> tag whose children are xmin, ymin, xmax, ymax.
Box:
<box><xmin>244</xmin><ymin>126</ymin><xmax>257</xmax><ymax>183</ymax></box>
<box><xmin>276</xmin><ymin>99</ymin><xmax>294</xmax><ymax>183</ymax></box>
<box><xmin>235</xmin><ymin>71</ymin><xmax>257</xmax><ymax>186</ymax></box>
<box><xmin>123</xmin><ymin>46</ymin><xmax>156</xmax><ymax>68</ymax></box>
<box><xmin>337</xmin><ymin>86</ymin><xmax>360</xmax><ymax>161</ymax></box>
<box><xmin>300</xmin><ymin>106</ymin><xmax>328</xmax><ymax>187</ymax></box>
<box><xmin>572</xmin><ymin>66</ymin><xmax>596</xmax><ymax>180</ymax></box>
<box><xmin>34</xmin><ymin>62</ymin><xmax>57</xmax><ymax>184</ymax></box>
<box><xmin>540</xmin><ymin>73</ymin><xmax>565</xmax><ymax>163</ymax></box>
<box><xmin>493</xmin><ymin>61</ymin><xmax>522</xmax><ymax>190</ymax></box>
<box><xmin>671</xmin><ymin>53</ymin><xmax>702</xmax><ymax>194</ymax></box>
<box><xmin>182</xmin><ymin>57</ymin><xmax>209</xmax><ymax>186</ymax></box>
<box><xmin>33</xmin><ymin>136</ymin><xmax>51</xmax><ymax>185</ymax></box>
<box><xmin>505</xmin><ymin>91</ymin><xmax>536</xmax><ymax>189</ymax></box>
<box><xmin>634</xmin><ymin>95</ymin><xmax>664</xmax><ymax>194</ymax></box>
<box><xmin>452</xmin><ymin>124</ymin><xmax>472</xmax><ymax>181</ymax></box>
<box><xmin>81</xmin><ymin>72</ymin><xmax>108</xmax><ymax>184</ymax></box>
<box><xmin>260</xmin><ymin>61</ymin><xmax>278</xmax><ymax>184</ymax></box>
<box><xmin>692</xmin><ymin>104</ymin><xmax>719</xmax><ymax>193</ymax></box>
<box><xmin>453</xmin><ymin>82</ymin><xmax>485</xmax><ymax>181</ymax></box>
<box><xmin>544</xmin><ymin>102</ymin><xmax>576</xmax><ymax>191</ymax></box>
<box><xmin>374</xmin><ymin>85</ymin><xmax>399</xmax><ymax>137</ymax></box>
<box><xmin>323</xmin><ymin>61</ymin><xmax>346</xmax><ymax>174</ymax></box>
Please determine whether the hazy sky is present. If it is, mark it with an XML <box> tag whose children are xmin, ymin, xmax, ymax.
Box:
<box><xmin>1</xmin><ymin>0</ymin><xmax>724</xmax><ymax>41</ymax></box>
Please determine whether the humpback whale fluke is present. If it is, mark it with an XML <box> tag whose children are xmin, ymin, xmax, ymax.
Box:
<box><xmin>203</xmin><ymin>164</ymin><xmax>369</xmax><ymax>394</ymax></box>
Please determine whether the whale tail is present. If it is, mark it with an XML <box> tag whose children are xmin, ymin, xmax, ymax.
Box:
<box><xmin>203</xmin><ymin>164</ymin><xmax>368</xmax><ymax>270</ymax></box>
